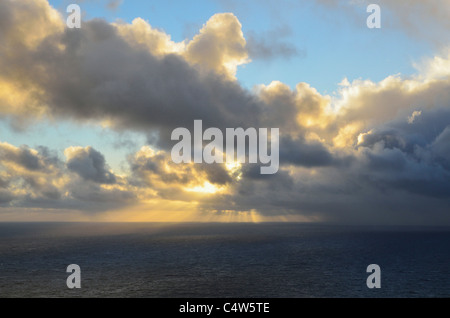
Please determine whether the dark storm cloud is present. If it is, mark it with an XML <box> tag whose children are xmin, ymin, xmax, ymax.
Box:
<box><xmin>279</xmin><ymin>136</ymin><xmax>335</xmax><ymax>167</ymax></box>
<box><xmin>66</xmin><ymin>146</ymin><xmax>117</xmax><ymax>184</ymax></box>
<box><xmin>240</xmin><ymin>165</ymin><xmax>294</xmax><ymax>188</ymax></box>
<box><xmin>344</xmin><ymin>107</ymin><xmax>450</xmax><ymax>200</ymax></box>
<box><xmin>432</xmin><ymin>126</ymin><xmax>450</xmax><ymax>171</ymax></box>
<box><xmin>198</xmin><ymin>164</ymin><xmax>233</xmax><ymax>185</ymax></box>
<box><xmin>357</xmin><ymin>108</ymin><xmax>450</xmax><ymax>171</ymax></box>
<box><xmin>357</xmin><ymin>108</ymin><xmax>450</xmax><ymax>152</ymax></box>
<box><xmin>202</xmin><ymin>103</ymin><xmax>450</xmax><ymax>222</ymax></box>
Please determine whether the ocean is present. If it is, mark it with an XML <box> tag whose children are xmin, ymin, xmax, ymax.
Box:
<box><xmin>0</xmin><ymin>222</ymin><xmax>449</xmax><ymax>298</ymax></box>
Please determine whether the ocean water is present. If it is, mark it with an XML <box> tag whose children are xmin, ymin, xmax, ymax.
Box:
<box><xmin>0</xmin><ymin>222</ymin><xmax>449</xmax><ymax>298</ymax></box>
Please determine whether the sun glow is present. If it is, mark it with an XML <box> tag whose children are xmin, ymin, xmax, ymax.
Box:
<box><xmin>225</xmin><ymin>161</ymin><xmax>241</xmax><ymax>171</ymax></box>
<box><xmin>185</xmin><ymin>181</ymin><xmax>223</xmax><ymax>194</ymax></box>
<box><xmin>225</xmin><ymin>161</ymin><xmax>242</xmax><ymax>180</ymax></box>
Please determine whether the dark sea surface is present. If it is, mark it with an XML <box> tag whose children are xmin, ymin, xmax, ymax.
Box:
<box><xmin>0</xmin><ymin>222</ymin><xmax>449</xmax><ymax>298</ymax></box>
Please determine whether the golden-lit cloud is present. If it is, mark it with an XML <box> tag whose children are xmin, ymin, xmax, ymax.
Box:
<box><xmin>116</xmin><ymin>13</ymin><xmax>250</xmax><ymax>79</ymax></box>
<box><xmin>331</xmin><ymin>52</ymin><xmax>450</xmax><ymax>147</ymax></box>
<box><xmin>0</xmin><ymin>0</ymin><xmax>64</xmax><ymax>50</ymax></box>
<box><xmin>184</xmin><ymin>13</ymin><xmax>249</xmax><ymax>79</ymax></box>
<box><xmin>413</xmin><ymin>48</ymin><xmax>450</xmax><ymax>80</ymax></box>
<box><xmin>115</xmin><ymin>18</ymin><xmax>185</xmax><ymax>56</ymax></box>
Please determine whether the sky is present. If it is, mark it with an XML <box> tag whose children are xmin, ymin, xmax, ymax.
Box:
<box><xmin>0</xmin><ymin>0</ymin><xmax>449</xmax><ymax>224</ymax></box>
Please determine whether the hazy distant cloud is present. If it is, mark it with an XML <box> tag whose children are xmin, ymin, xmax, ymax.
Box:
<box><xmin>0</xmin><ymin>190</ymin><xmax>14</xmax><ymax>204</ymax></box>
<box><xmin>69</xmin><ymin>180</ymin><xmax>135</xmax><ymax>205</ymax></box>
<box><xmin>316</xmin><ymin>0</ymin><xmax>450</xmax><ymax>47</ymax></box>
<box><xmin>377</xmin><ymin>0</ymin><xmax>450</xmax><ymax>47</ymax></box>
<box><xmin>106</xmin><ymin>0</ymin><xmax>123</xmax><ymax>11</ymax></box>
<box><xmin>246</xmin><ymin>26</ymin><xmax>304</xmax><ymax>61</ymax></box>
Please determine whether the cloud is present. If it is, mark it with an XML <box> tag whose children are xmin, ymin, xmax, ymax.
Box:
<box><xmin>315</xmin><ymin>0</ymin><xmax>450</xmax><ymax>47</ymax></box>
<box><xmin>128</xmin><ymin>146</ymin><xmax>194</xmax><ymax>187</ymax></box>
<box><xmin>0</xmin><ymin>143</ymin><xmax>45</xmax><ymax>171</ymax></box>
<box><xmin>0</xmin><ymin>190</ymin><xmax>14</xmax><ymax>204</ymax></box>
<box><xmin>115</xmin><ymin>17</ymin><xmax>184</xmax><ymax>56</ymax></box>
<box><xmin>377</xmin><ymin>0</ymin><xmax>450</xmax><ymax>47</ymax></box>
<box><xmin>0</xmin><ymin>3</ymin><xmax>262</xmax><ymax>147</ymax></box>
<box><xmin>0</xmin><ymin>0</ymin><xmax>64</xmax><ymax>50</ymax></box>
<box><xmin>246</xmin><ymin>26</ymin><xmax>304</xmax><ymax>61</ymax></box>
<box><xmin>127</xmin><ymin>146</ymin><xmax>232</xmax><ymax>199</ymax></box>
<box><xmin>199</xmin><ymin>50</ymin><xmax>450</xmax><ymax>223</ymax></box>
<box><xmin>106</xmin><ymin>0</ymin><xmax>123</xmax><ymax>11</ymax></box>
<box><xmin>432</xmin><ymin>126</ymin><xmax>450</xmax><ymax>170</ymax></box>
<box><xmin>0</xmin><ymin>142</ymin><xmax>64</xmax><ymax>205</ymax></box>
<box><xmin>184</xmin><ymin>13</ymin><xmax>250</xmax><ymax>78</ymax></box>
<box><xmin>0</xmin><ymin>142</ymin><xmax>134</xmax><ymax>212</ymax></box>
<box><xmin>279</xmin><ymin>136</ymin><xmax>335</xmax><ymax>167</ymax></box>
<box><xmin>65</xmin><ymin>146</ymin><xmax>117</xmax><ymax>184</ymax></box>
<box><xmin>414</xmin><ymin>48</ymin><xmax>450</xmax><ymax>80</ymax></box>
